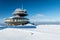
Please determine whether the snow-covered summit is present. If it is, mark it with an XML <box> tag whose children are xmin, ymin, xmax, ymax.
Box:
<box><xmin>0</xmin><ymin>25</ymin><xmax>60</xmax><ymax>40</ymax></box>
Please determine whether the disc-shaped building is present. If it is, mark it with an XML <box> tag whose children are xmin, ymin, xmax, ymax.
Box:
<box><xmin>5</xmin><ymin>8</ymin><xmax>29</xmax><ymax>26</ymax></box>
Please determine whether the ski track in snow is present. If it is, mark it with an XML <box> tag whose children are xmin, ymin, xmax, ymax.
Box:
<box><xmin>0</xmin><ymin>25</ymin><xmax>60</xmax><ymax>40</ymax></box>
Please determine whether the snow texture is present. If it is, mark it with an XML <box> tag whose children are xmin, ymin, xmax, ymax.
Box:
<box><xmin>0</xmin><ymin>25</ymin><xmax>60</xmax><ymax>40</ymax></box>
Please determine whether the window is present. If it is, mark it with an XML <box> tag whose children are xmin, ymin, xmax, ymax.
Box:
<box><xmin>14</xmin><ymin>19</ymin><xmax>17</xmax><ymax>22</ymax></box>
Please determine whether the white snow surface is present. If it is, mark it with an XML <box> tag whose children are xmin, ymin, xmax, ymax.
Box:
<box><xmin>0</xmin><ymin>25</ymin><xmax>60</xmax><ymax>40</ymax></box>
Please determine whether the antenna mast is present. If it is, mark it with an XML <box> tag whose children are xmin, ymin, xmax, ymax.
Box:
<box><xmin>22</xmin><ymin>1</ymin><xmax>23</xmax><ymax>10</ymax></box>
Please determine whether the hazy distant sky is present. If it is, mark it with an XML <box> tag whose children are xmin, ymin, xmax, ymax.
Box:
<box><xmin>0</xmin><ymin>0</ymin><xmax>60</xmax><ymax>23</ymax></box>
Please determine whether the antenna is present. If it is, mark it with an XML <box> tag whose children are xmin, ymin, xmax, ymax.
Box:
<box><xmin>22</xmin><ymin>2</ymin><xmax>23</xmax><ymax>10</ymax></box>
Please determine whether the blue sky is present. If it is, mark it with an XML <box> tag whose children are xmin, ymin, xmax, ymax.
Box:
<box><xmin>0</xmin><ymin>0</ymin><xmax>60</xmax><ymax>23</ymax></box>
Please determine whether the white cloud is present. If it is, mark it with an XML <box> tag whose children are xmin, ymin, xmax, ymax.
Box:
<box><xmin>31</xmin><ymin>14</ymin><xmax>45</xmax><ymax>19</ymax></box>
<box><xmin>0</xmin><ymin>19</ymin><xmax>5</xmax><ymax>23</ymax></box>
<box><xmin>29</xmin><ymin>14</ymin><xmax>60</xmax><ymax>22</ymax></box>
<box><xmin>29</xmin><ymin>14</ymin><xmax>45</xmax><ymax>22</ymax></box>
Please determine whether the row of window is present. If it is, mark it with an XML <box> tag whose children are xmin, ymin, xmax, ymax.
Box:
<box><xmin>6</xmin><ymin>19</ymin><xmax>28</xmax><ymax>22</ymax></box>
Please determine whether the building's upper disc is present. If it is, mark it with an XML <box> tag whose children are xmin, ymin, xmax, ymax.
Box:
<box><xmin>15</xmin><ymin>8</ymin><xmax>26</xmax><ymax>11</ymax></box>
<box><xmin>13</xmin><ymin>8</ymin><xmax>27</xmax><ymax>14</ymax></box>
<box><xmin>13</xmin><ymin>8</ymin><xmax>28</xmax><ymax>16</ymax></box>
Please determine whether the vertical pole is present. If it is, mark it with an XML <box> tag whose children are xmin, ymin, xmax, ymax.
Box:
<box><xmin>22</xmin><ymin>3</ymin><xmax>23</xmax><ymax>10</ymax></box>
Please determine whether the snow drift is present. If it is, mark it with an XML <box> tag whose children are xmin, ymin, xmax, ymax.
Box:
<box><xmin>0</xmin><ymin>25</ymin><xmax>60</xmax><ymax>40</ymax></box>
